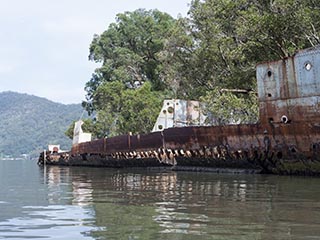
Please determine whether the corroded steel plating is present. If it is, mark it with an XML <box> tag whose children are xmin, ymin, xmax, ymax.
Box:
<box><xmin>39</xmin><ymin>46</ymin><xmax>320</xmax><ymax>175</ymax></box>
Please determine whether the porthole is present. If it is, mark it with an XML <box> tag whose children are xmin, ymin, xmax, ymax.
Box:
<box><xmin>163</xmin><ymin>110</ymin><xmax>167</xmax><ymax>114</ymax></box>
<box><xmin>167</xmin><ymin>106</ymin><xmax>174</xmax><ymax>114</ymax></box>
<box><xmin>305</xmin><ymin>62</ymin><xmax>312</xmax><ymax>71</ymax></box>
<box><xmin>281</xmin><ymin>115</ymin><xmax>289</xmax><ymax>124</ymax></box>
<box><xmin>158</xmin><ymin>125</ymin><xmax>163</xmax><ymax>130</ymax></box>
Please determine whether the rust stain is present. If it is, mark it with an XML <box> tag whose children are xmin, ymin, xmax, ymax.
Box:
<box><xmin>39</xmin><ymin>46</ymin><xmax>320</xmax><ymax>175</ymax></box>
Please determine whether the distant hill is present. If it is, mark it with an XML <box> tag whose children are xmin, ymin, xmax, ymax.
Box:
<box><xmin>0</xmin><ymin>91</ymin><xmax>84</xmax><ymax>157</ymax></box>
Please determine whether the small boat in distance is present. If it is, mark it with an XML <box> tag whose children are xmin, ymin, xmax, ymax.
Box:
<box><xmin>39</xmin><ymin>46</ymin><xmax>320</xmax><ymax>175</ymax></box>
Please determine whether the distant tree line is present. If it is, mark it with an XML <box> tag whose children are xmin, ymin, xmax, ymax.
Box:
<box><xmin>67</xmin><ymin>0</ymin><xmax>320</xmax><ymax>139</ymax></box>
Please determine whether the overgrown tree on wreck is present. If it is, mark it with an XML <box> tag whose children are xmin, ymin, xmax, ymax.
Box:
<box><xmin>80</xmin><ymin>9</ymin><xmax>179</xmax><ymax>137</ymax></box>
<box><xmin>66</xmin><ymin>0</ymin><xmax>320</xmax><ymax>139</ymax></box>
<box><xmin>181</xmin><ymin>0</ymin><xmax>320</xmax><ymax>124</ymax></box>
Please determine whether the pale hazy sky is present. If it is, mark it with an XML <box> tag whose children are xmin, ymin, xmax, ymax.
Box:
<box><xmin>0</xmin><ymin>0</ymin><xmax>190</xmax><ymax>104</ymax></box>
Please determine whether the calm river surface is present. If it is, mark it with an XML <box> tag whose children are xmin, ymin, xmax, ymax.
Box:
<box><xmin>1</xmin><ymin>160</ymin><xmax>320</xmax><ymax>240</ymax></box>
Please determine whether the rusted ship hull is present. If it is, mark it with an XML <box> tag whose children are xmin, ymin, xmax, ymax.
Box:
<box><xmin>39</xmin><ymin>46</ymin><xmax>320</xmax><ymax>175</ymax></box>
<box><xmin>39</xmin><ymin>121</ymin><xmax>320</xmax><ymax>175</ymax></box>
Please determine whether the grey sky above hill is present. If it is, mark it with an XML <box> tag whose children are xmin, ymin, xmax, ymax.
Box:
<box><xmin>0</xmin><ymin>0</ymin><xmax>189</xmax><ymax>104</ymax></box>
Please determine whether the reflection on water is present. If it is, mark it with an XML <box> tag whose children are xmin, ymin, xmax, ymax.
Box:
<box><xmin>46</xmin><ymin>166</ymin><xmax>93</xmax><ymax>206</ymax></box>
<box><xmin>0</xmin><ymin>160</ymin><xmax>99</xmax><ymax>240</ymax></box>
<box><xmin>1</xmin><ymin>160</ymin><xmax>320</xmax><ymax>239</ymax></box>
<box><xmin>0</xmin><ymin>205</ymin><xmax>96</xmax><ymax>239</ymax></box>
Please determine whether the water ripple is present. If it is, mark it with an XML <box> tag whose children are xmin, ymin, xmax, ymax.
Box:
<box><xmin>0</xmin><ymin>205</ymin><xmax>102</xmax><ymax>240</ymax></box>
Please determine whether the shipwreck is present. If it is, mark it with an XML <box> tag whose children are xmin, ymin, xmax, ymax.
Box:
<box><xmin>39</xmin><ymin>46</ymin><xmax>320</xmax><ymax>175</ymax></box>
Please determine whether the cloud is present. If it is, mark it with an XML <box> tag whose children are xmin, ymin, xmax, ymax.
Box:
<box><xmin>0</xmin><ymin>64</ymin><xmax>15</xmax><ymax>74</ymax></box>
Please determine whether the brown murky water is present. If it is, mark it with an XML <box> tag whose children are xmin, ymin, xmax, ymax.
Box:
<box><xmin>1</xmin><ymin>160</ymin><xmax>320</xmax><ymax>239</ymax></box>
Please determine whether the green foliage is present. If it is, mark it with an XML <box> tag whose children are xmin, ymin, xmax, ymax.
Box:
<box><xmin>74</xmin><ymin>81</ymin><xmax>165</xmax><ymax>139</ymax></box>
<box><xmin>200</xmin><ymin>89</ymin><xmax>259</xmax><ymax>125</ymax></box>
<box><xmin>165</xmin><ymin>0</ymin><xmax>320</xmax><ymax>98</ymax></box>
<box><xmin>85</xmin><ymin>8</ymin><xmax>177</xmax><ymax>107</ymax></box>
<box><xmin>0</xmin><ymin>92</ymin><xmax>83</xmax><ymax>157</ymax></box>
<box><xmin>83</xmin><ymin>9</ymin><xmax>178</xmax><ymax>137</ymax></box>
<box><xmin>90</xmin><ymin>81</ymin><xmax>164</xmax><ymax>137</ymax></box>
<box><xmin>120</xmin><ymin>82</ymin><xmax>164</xmax><ymax>134</ymax></box>
<box><xmin>156</xmin><ymin>17</ymin><xmax>195</xmax><ymax>98</ymax></box>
